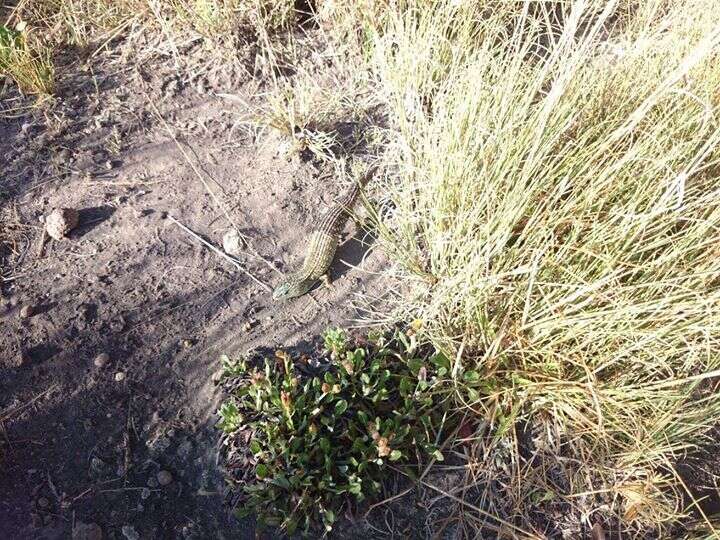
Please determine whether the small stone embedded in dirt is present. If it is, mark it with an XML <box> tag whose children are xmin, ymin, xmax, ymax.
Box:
<box><xmin>89</xmin><ymin>456</ymin><xmax>107</xmax><ymax>478</ymax></box>
<box><xmin>182</xmin><ymin>339</ymin><xmax>193</xmax><ymax>349</ymax></box>
<box><xmin>176</xmin><ymin>440</ymin><xmax>193</xmax><ymax>460</ymax></box>
<box><xmin>157</xmin><ymin>470</ymin><xmax>173</xmax><ymax>486</ymax></box>
<box><xmin>109</xmin><ymin>317</ymin><xmax>126</xmax><ymax>332</ymax></box>
<box><xmin>121</xmin><ymin>525</ymin><xmax>139</xmax><ymax>540</ymax></box>
<box><xmin>147</xmin><ymin>436</ymin><xmax>171</xmax><ymax>457</ymax></box>
<box><xmin>140</xmin><ymin>487</ymin><xmax>151</xmax><ymax>500</ymax></box>
<box><xmin>94</xmin><ymin>353</ymin><xmax>110</xmax><ymax>368</ymax></box>
<box><xmin>14</xmin><ymin>348</ymin><xmax>29</xmax><ymax>367</ymax></box>
<box><xmin>45</xmin><ymin>207</ymin><xmax>80</xmax><ymax>240</ymax></box>
<box><xmin>72</xmin><ymin>521</ymin><xmax>103</xmax><ymax>540</ymax></box>
<box><xmin>222</xmin><ymin>229</ymin><xmax>243</xmax><ymax>256</ymax></box>
<box><xmin>114</xmin><ymin>372</ymin><xmax>126</xmax><ymax>382</ymax></box>
<box><xmin>19</xmin><ymin>304</ymin><xmax>35</xmax><ymax>318</ymax></box>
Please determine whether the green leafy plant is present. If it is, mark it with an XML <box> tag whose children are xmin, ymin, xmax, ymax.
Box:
<box><xmin>218</xmin><ymin>328</ymin><xmax>453</xmax><ymax>535</ymax></box>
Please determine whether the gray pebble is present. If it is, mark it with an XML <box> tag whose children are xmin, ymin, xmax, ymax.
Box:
<box><xmin>94</xmin><ymin>353</ymin><xmax>110</xmax><ymax>368</ymax></box>
<box><xmin>121</xmin><ymin>525</ymin><xmax>140</xmax><ymax>540</ymax></box>
<box><xmin>157</xmin><ymin>470</ymin><xmax>173</xmax><ymax>486</ymax></box>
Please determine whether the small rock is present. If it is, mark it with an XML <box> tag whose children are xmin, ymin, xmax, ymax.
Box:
<box><xmin>20</xmin><ymin>304</ymin><xmax>35</xmax><ymax>318</ymax></box>
<box><xmin>89</xmin><ymin>456</ymin><xmax>106</xmax><ymax>479</ymax></box>
<box><xmin>147</xmin><ymin>436</ymin><xmax>171</xmax><ymax>457</ymax></box>
<box><xmin>242</xmin><ymin>321</ymin><xmax>253</xmax><ymax>332</ymax></box>
<box><xmin>114</xmin><ymin>372</ymin><xmax>126</xmax><ymax>382</ymax></box>
<box><xmin>72</xmin><ymin>521</ymin><xmax>103</xmax><ymax>540</ymax></box>
<box><xmin>140</xmin><ymin>487</ymin><xmax>151</xmax><ymax>500</ymax></box>
<box><xmin>222</xmin><ymin>229</ymin><xmax>244</xmax><ymax>256</ymax></box>
<box><xmin>157</xmin><ymin>470</ymin><xmax>173</xmax><ymax>486</ymax></box>
<box><xmin>181</xmin><ymin>339</ymin><xmax>193</xmax><ymax>349</ymax></box>
<box><xmin>94</xmin><ymin>353</ymin><xmax>110</xmax><ymax>368</ymax></box>
<box><xmin>121</xmin><ymin>525</ymin><xmax>139</xmax><ymax>540</ymax></box>
<box><xmin>109</xmin><ymin>317</ymin><xmax>126</xmax><ymax>332</ymax></box>
<box><xmin>45</xmin><ymin>207</ymin><xmax>80</xmax><ymax>240</ymax></box>
<box><xmin>14</xmin><ymin>347</ymin><xmax>29</xmax><ymax>367</ymax></box>
<box><xmin>37</xmin><ymin>497</ymin><xmax>50</xmax><ymax>509</ymax></box>
<box><xmin>176</xmin><ymin>440</ymin><xmax>193</xmax><ymax>460</ymax></box>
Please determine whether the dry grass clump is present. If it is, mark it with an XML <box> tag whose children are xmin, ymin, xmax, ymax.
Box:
<box><xmin>1</xmin><ymin>0</ymin><xmax>299</xmax><ymax>96</ymax></box>
<box><xmin>0</xmin><ymin>21</ymin><xmax>53</xmax><ymax>95</ymax></box>
<box><xmin>364</xmin><ymin>0</ymin><xmax>720</xmax><ymax>536</ymax></box>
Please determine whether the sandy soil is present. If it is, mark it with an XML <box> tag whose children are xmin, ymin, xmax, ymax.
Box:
<box><xmin>0</xmin><ymin>34</ymin><xmax>386</xmax><ymax>540</ymax></box>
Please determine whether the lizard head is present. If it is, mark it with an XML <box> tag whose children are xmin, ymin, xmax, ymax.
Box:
<box><xmin>272</xmin><ymin>275</ymin><xmax>314</xmax><ymax>301</ymax></box>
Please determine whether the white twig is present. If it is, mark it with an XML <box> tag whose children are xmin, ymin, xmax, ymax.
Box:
<box><xmin>167</xmin><ymin>215</ymin><xmax>272</xmax><ymax>293</ymax></box>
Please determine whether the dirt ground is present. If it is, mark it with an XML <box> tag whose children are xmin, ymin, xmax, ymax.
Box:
<box><xmin>0</xmin><ymin>33</ymin><xmax>387</xmax><ymax>539</ymax></box>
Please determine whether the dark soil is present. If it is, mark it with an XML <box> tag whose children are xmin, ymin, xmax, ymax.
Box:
<box><xmin>1</xmin><ymin>32</ymin><xmax>385</xmax><ymax>540</ymax></box>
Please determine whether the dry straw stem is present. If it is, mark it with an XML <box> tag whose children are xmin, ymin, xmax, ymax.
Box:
<box><xmin>365</xmin><ymin>0</ymin><xmax>720</xmax><ymax>535</ymax></box>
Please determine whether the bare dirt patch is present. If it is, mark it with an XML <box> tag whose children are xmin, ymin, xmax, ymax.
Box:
<box><xmin>1</xmin><ymin>34</ymin><xmax>385</xmax><ymax>539</ymax></box>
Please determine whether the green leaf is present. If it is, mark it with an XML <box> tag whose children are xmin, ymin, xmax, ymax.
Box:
<box><xmin>256</xmin><ymin>464</ymin><xmax>269</xmax><ymax>479</ymax></box>
<box><xmin>270</xmin><ymin>475</ymin><xmax>291</xmax><ymax>489</ymax></box>
<box><xmin>430</xmin><ymin>351</ymin><xmax>451</xmax><ymax>370</ymax></box>
<box><xmin>319</xmin><ymin>437</ymin><xmax>331</xmax><ymax>453</ymax></box>
<box><xmin>389</xmin><ymin>450</ymin><xmax>402</xmax><ymax>461</ymax></box>
<box><xmin>408</xmin><ymin>358</ymin><xmax>424</xmax><ymax>375</ymax></box>
<box><xmin>285</xmin><ymin>518</ymin><xmax>298</xmax><ymax>535</ymax></box>
<box><xmin>463</xmin><ymin>370</ymin><xmax>481</xmax><ymax>383</ymax></box>
<box><xmin>234</xmin><ymin>505</ymin><xmax>253</xmax><ymax>519</ymax></box>
<box><xmin>334</xmin><ymin>399</ymin><xmax>348</xmax><ymax>415</ymax></box>
<box><xmin>249</xmin><ymin>439</ymin><xmax>262</xmax><ymax>455</ymax></box>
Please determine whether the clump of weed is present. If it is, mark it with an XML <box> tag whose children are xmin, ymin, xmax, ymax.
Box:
<box><xmin>0</xmin><ymin>22</ymin><xmax>53</xmax><ymax>95</ymax></box>
<box><xmin>363</xmin><ymin>0</ymin><xmax>720</xmax><ymax>536</ymax></box>
<box><xmin>217</xmin><ymin>328</ymin><xmax>454</xmax><ymax>535</ymax></box>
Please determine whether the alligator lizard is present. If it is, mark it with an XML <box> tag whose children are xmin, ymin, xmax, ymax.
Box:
<box><xmin>272</xmin><ymin>165</ymin><xmax>377</xmax><ymax>301</ymax></box>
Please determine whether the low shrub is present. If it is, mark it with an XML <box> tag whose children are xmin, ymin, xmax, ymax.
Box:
<box><xmin>217</xmin><ymin>327</ymin><xmax>454</xmax><ymax>535</ymax></box>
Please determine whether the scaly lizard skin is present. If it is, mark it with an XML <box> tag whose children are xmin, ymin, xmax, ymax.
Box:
<box><xmin>272</xmin><ymin>166</ymin><xmax>377</xmax><ymax>301</ymax></box>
